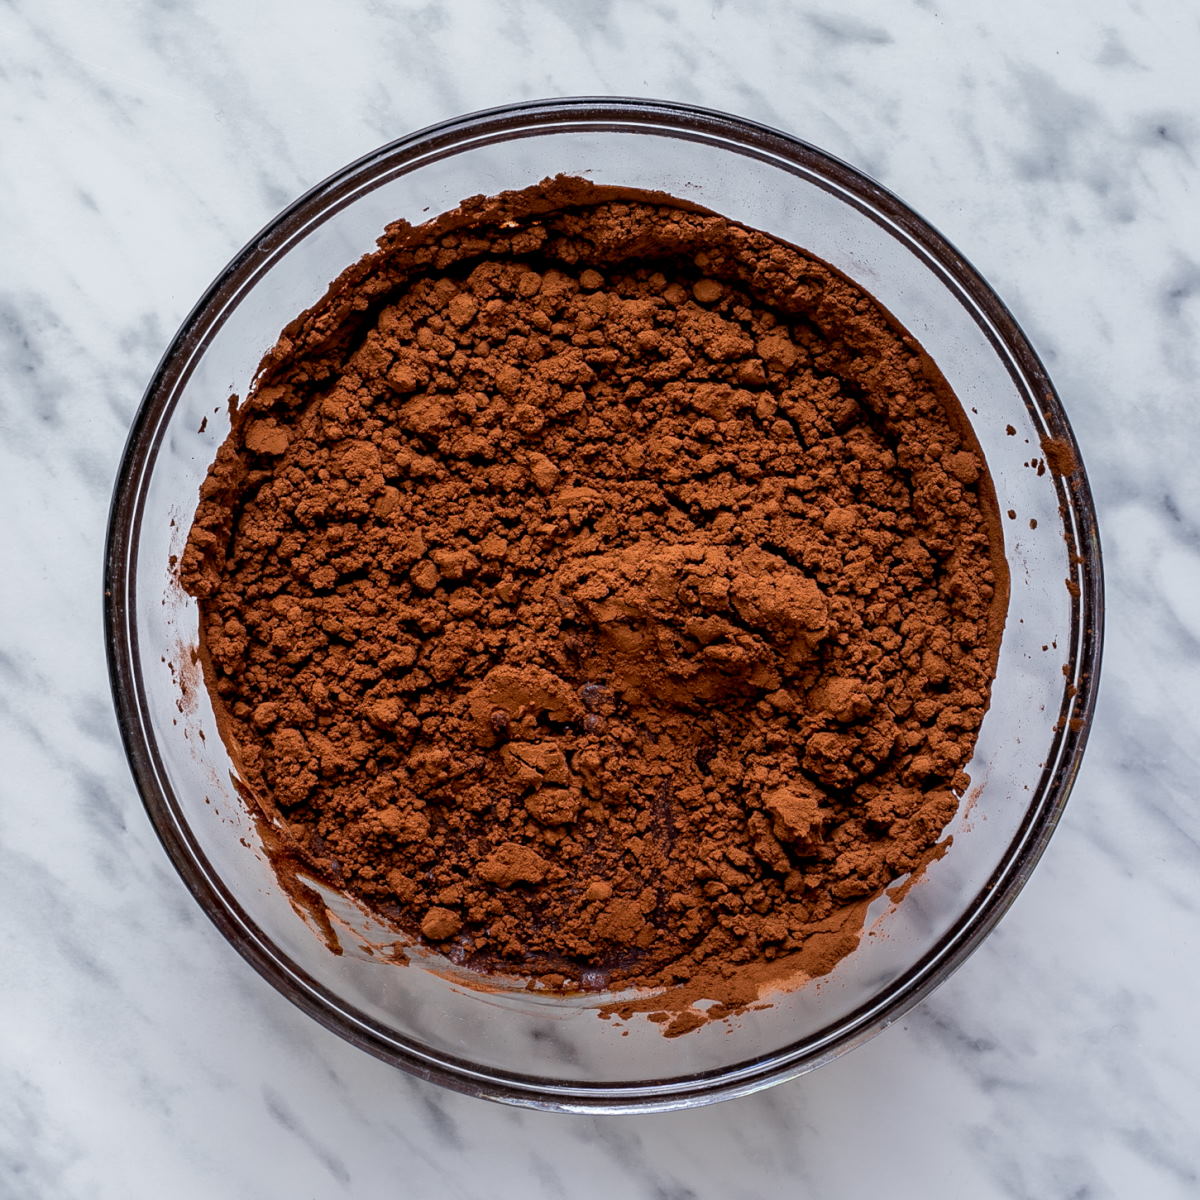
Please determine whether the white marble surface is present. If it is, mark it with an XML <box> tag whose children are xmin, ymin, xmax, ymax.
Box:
<box><xmin>3</xmin><ymin>1</ymin><xmax>1199</xmax><ymax>1196</ymax></box>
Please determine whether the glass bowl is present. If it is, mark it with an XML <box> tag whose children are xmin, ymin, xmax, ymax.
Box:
<box><xmin>105</xmin><ymin>98</ymin><xmax>1102</xmax><ymax>1112</ymax></box>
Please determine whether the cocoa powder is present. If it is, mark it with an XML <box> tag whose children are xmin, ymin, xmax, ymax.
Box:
<box><xmin>182</xmin><ymin>178</ymin><xmax>1007</xmax><ymax>1031</ymax></box>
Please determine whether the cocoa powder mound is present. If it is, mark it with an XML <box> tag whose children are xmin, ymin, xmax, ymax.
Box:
<box><xmin>181</xmin><ymin>178</ymin><xmax>1008</xmax><ymax>1026</ymax></box>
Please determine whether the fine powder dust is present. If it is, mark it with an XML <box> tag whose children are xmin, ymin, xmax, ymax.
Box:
<box><xmin>182</xmin><ymin>177</ymin><xmax>1008</xmax><ymax>1034</ymax></box>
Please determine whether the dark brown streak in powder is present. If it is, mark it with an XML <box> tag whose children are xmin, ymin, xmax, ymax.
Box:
<box><xmin>181</xmin><ymin>177</ymin><xmax>1008</xmax><ymax>1027</ymax></box>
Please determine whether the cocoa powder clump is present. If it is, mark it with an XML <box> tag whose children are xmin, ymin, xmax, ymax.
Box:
<box><xmin>182</xmin><ymin>178</ymin><xmax>1007</xmax><ymax>1023</ymax></box>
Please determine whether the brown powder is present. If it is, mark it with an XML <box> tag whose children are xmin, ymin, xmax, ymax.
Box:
<box><xmin>1040</xmin><ymin>433</ymin><xmax>1080</xmax><ymax>477</ymax></box>
<box><xmin>181</xmin><ymin>177</ymin><xmax>1007</xmax><ymax>1029</ymax></box>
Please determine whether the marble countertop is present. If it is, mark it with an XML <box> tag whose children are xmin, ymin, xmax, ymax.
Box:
<box><xmin>4</xmin><ymin>1</ymin><xmax>1199</xmax><ymax>1196</ymax></box>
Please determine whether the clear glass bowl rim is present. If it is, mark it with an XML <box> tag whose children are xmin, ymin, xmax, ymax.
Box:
<box><xmin>104</xmin><ymin>96</ymin><xmax>1104</xmax><ymax>1113</ymax></box>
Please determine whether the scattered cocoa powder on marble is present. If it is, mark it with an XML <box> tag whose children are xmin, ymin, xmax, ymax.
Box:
<box><xmin>181</xmin><ymin>176</ymin><xmax>1008</xmax><ymax>1031</ymax></box>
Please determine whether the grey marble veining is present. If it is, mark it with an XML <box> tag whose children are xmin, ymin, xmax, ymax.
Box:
<box><xmin>2</xmin><ymin>1</ymin><xmax>1199</xmax><ymax>1197</ymax></box>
